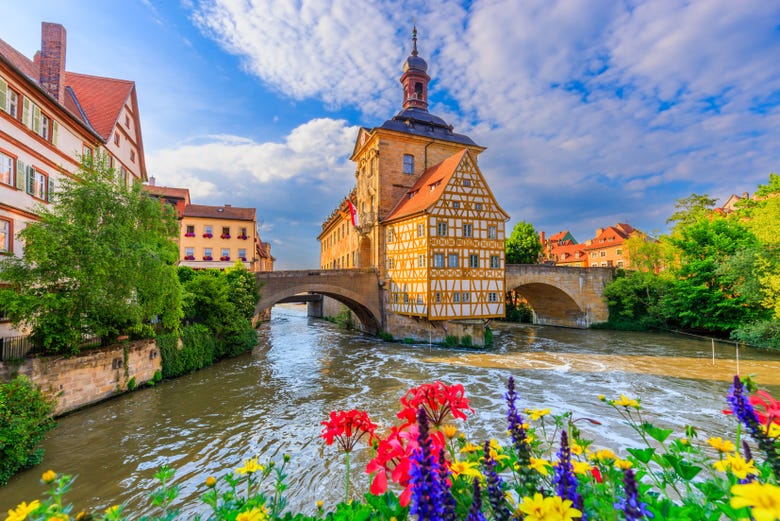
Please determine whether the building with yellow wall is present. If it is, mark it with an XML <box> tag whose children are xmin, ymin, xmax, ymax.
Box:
<box><xmin>318</xmin><ymin>29</ymin><xmax>509</xmax><ymax>342</ymax></box>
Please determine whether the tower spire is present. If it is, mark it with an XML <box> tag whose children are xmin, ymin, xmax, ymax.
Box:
<box><xmin>400</xmin><ymin>25</ymin><xmax>430</xmax><ymax>111</ymax></box>
<box><xmin>411</xmin><ymin>25</ymin><xmax>418</xmax><ymax>56</ymax></box>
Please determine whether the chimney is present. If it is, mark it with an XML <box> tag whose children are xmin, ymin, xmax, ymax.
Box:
<box><xmin>39</xmin><ymin>22</ymin><xmax>67</xmax><ymax>102</ymax></box>
<box><xmin>148</xmin><ymin>176</ymin><xmax>156</xmax><ymax>186</ymax></box>
<box><xmin>595</xmin><ymin>228</ymin><xmax>604</xmax><ymax>236</ymax></box>
<box><xmin>539</xmin><ymin>231</ymin><xmax>546</xmax><ymax>244</ymax></box>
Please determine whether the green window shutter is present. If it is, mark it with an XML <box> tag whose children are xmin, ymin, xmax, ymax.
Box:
<box><xmin>0</xmin><ymin>78</ymin><xmax>7</xmax><ymax>112</ymax></box>
<box><xmin>32</xmin><ymin>104</ymin><xmax>41</xmax><ymax>134</ymax></box>
<box><xmin>22</xmin><ymin>97</ymin><xmax>31</xmax><ymax>128</ymax></box>
<box><xmin>26</xmin><ymin>166</ymin><xmax>33</xmax><ymax>194</ymax></box>
<box><xmin>51</xmin><ymin>121</ymin><xmax>59</xmax><ymax>146</ymax></box>
<box><xmin>47</xmin><ymin>177</ymin><xmax>54</xmax><ymax>201</ymax></box>
<box><xmin>15</xmin><ymin>160</ymin><xmax>24</xmax><ymax>190</ymax></box>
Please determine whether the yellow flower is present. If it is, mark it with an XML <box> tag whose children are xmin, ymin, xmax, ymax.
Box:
<box><xmin>460</xmin><ymin>442</ymin><xmax>481</xmax><ymax>454</ymax></box>
<box><xmin>103</xmin><ymin>505</ymin><xmax>122</xmax><ymax>520</ymax></box>
<box><xmin>613</xmin><ymin>394</ymin><xmax>640</xmax><ymax>408</ymax></box>
<box><xmin>572</xmin><ymin>461</ymin><xmax>592</xmax><ymax>475</ymax></box>
<box><xmin>762</xmin><ymin>423</ymin><xmax>780</xmax><ymax>438</ymax></box>
<box><xmin>598</xmin><ymin>394</ymin><xmax>606</xmax><ymax>401</ymax></box>
<box><xmin>591</xmin><ymin>448</ymin><xmax>617</xmax><ymax>462</ymax></box>
<box><xmin>316</xmin><ymin>500</ymin><xmax>324</xmax><ymax>510</ymax></box>
<box><xmin>442</xmin><ymin>424</ymin><xmax>458</xmax><ymax>439</ymax></box>
<box><xmin>41</xmin><ymin>470</ymin><xmax>57</xmax><ymax>484</ymax></box>
<box><xmin>488</xmin><ymin>439</ymin><xmax>509</xmax><ymax>463</ymax></box>
<box><xmin>548</xmin><ymin>496</ymin><xmax>583</xmax><ymax>521</ymax></box>
<box><xmin>5</xmin><ymin>501</ymin><xmax>40</xmax><ymax>521</ymax></box>
<box><xmin>730</xmin><ymin>482</ymin><xmax>780</xmax><ymax>521</ymax></box>
<box><xmin>615</xmin><ymin>459</ymin><xmax>633</xmax><ymax>470</ymax></box>
<box><xmin>707</xmin><ymin>437</ymin><xmax>736</xmax><ymax>453</ymax></box>
<box><xmin>713</xmin><ymin>454</ymin><xmax>757</xmax><ymax>479</ymax></box>
<box><xmin>529</xmin><ymin>457</ymin><xmax>550</xmax><ymax>476</ymax></box>
<box><xmin>205</xmin><ymin>476</ymin><xmax>217</xmax><ymax>488</ymax></box>
<box><xmin>529</xmin><ymin>408</ymin><xmax>551</xmax><ymax>421</ymax></box>
<box><xmin>75</xmin><ymin>512</ymin><xmax>86</xmax><ymax>521</ymax></box>
<box><xmin>679</xmin><ymin>438</ymin><xmax>689</xmax><ymax>445</ymax></box>
<box><xmin>517</xmin><ymin>493</ymin><xmax>550</xmax><ymax>521</ymax></box>
<box><xmin>450</xmin><ymin>460</ymin><xmax>483</xmax><ymax>481</ymax></box>
<box><xmin>48</xmin><ymin>515</ymin><xmax>68</xmax><ymax>521</ymax></box>
<box><xmin>570</xmin><ymin>443</ymin><xmax>584</xmax><ymax>456</ymax></box>
<box><xmin>235</xmin><ymin>457</ymin><xmax>264</xmax><ymax>475</ymax></box>
<box><xmin>235</xmin><ymin>507</ymin><xmax>268</xmax><ymax>521</ymax></box>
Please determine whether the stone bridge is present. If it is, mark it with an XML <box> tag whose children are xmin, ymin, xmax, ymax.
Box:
<box><xmin>505</xmin><ymin>264</ymin><xmax>613</xmax><ymax>328</ymax></box>
<box><xmin>255</xmin><ymin>265</ymin><xmax>612</xmax><ymax>332</ymax></box>
<box><xmin>255</xmin><ymin>269</ymin><xmax>383</xmax><ymax>333</ymax></box>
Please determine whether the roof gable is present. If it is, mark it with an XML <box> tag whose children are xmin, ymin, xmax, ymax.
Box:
<box><xmin>65</xmin><ymin>71</ymin><xmax>134</xmax><ymax>140</ymax></box>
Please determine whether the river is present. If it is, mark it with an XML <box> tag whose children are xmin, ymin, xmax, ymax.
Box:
<box><xmin>3</xmin><ymin>304</ymin><xmax>780</xmax><ymax>514</ymax></box>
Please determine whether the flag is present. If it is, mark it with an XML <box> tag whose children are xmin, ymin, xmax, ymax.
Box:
<box><xmin>348</xmin><ymin>200</ymin><xmax>359</xmax><ymax>227</ymax></box>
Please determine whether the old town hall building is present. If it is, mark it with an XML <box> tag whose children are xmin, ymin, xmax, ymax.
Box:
<box><xmin>319</xmin><ymin>30</ymin><xmax>509</xmax><ymax>343</ymax></box>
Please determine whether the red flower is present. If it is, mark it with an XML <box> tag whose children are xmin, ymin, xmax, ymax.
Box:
<box><xmin>397</xmin><ymin>381</ymin><xmax>473</xmax><ymax>427</ymax></box>
<box><xmin>590</xmin><ymin>466</ymin><xmax>603</xmax><ymax>483</ymax></box>
<box><xmin>321</xmin><ymin>409</ymin><xmax>377</xmax><ymax>453</ymax></box>
<box><xmin>750</xmin><ymin>390</ymin><xmax>780</xmax><ymax>427</ymax></box>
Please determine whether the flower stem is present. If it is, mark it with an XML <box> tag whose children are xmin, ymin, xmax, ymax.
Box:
<box><xmin>345</xmin><ymin>451</ymin><xmax>351</xmax><ymax>503</ymax></box>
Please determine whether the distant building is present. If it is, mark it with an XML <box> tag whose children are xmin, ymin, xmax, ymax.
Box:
<box><xmin>582</xmin><ymin>223</ymin><xmax>640</xmax><ymax>269</ymax></box>
<box><xmin>318</xmin><ymin>28</ymin><xmax>508</xmax><ymax>342</ymax></box>
<box><xmin>540</xmin><ymin>230</ymin><xmax>578</xmax><ymax>264</ymax></box>
<box><xmin>0</xmin><ymin>22</ymin><xmax>146</xmax><ymax>258</ymax></box>
<box><xmin>142</xmin><ymin>181</ymin><xmax>273</xmax><ymax>272</ymax></box>
<box><xmin>717</xmin><ymin>192</ymin><xmax>750</xmax><ymax>215</ymax></box>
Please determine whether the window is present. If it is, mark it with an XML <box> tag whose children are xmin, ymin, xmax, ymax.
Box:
<box><xmin>239</xmin><ymin>227</ymin><xmax>248</xmax><ymax>239</ymax></box>
<box><xmin>591</xmin><ymin>252</ymin><xmax>597</xmax><ymax>258</ymax></box>
<box><xmin>40</xmin><ymin>114</ymin><xmax>50</xmax><ymax>140</ymax></box>
<box><xmin>185</xmin><ymin>225</ymin><xmax>195</xmax><ymax>237</ymax></box>
<box><xmin>130</xmin><ymin>149</ymin><xmax>136</xmax><ymax>163</ymax></box>
<box><xmin>463</xmin><ymin>179</ymin><xmax>471</xmax><ymax>187</ymax></box>
<box><xmin>125</xmin><ymin>115</ymin><xmax>130</xmax><ymax>127</ymax></box>
<box><xmin>490</xmin><ymin>255</ymin><xmax>500</xmax><ymax>268</ymax></box>
<box><xmin>452</xmin><ymin>201</ymin><xmax>460</xmax><ymax>209</ymax></box>
<box><xmin>204</xmin><ymin>225</ymin><xmax>213</xmax><ymax>238</ymax></box>
<box><xmin>453</xmin><ymin>292</ymin><xmax>460</xmax><ymax>303</ymax></box>
<box><xmin>448</xmin><ymin>253</ymin><xmax>459</xmax><ymax>268</ymax></box>
<box><xmin>403</xmin><ymin>292</ymin><xmax>409</xmax><ymax>304</ymax></box>
<box><xmin>387</xmin><ymin>228</ymin><xmax>394</xmax><ymax>242</ymax></box>
<box><xmin>417</xmin><ymin>224</ymin><xmax>424</xmax><ymax>237</ymax></box>
<box><xmin>600</xmin><ymin>251</ymin><xmax>606</xmax><ymax>257</ymax></box>
<box><xmin>387</xmin><ymin>257</ymin><xmax>394</xmax><ymax>269</ymax></box>
<box><xmin>204</xmin><ymin>247</ymin><xmax>213</xmax><ymax>260</ymax></box>
<box><xmin>591</xmin><ymin>262</ymin><xmax>598</xmax><ymax>267</ymax></box>
<box><xmin>616</xmin><ymin>249</ymin><xmax>623</xmax><ymax>256</ymax></box>
<box><xmin>221</xmin><ymin>226</ymin><xmax>231</xmax><ymax>238</ymax></box>
<box><xmin>114</xmin><ymin>132</ymin><xmax>120</xmax><ymax>146</ymax></box>
<box><xmin>488</xmin><ymin>225</ymin><xmax>496</xmax><ymax>239</ymax></box>
<box><xmin>418</xmin><ymin>254</ymin><xmax>425</xmax><ymax>267</ymax></box>
<box><xmin>238</xmin><ymin>248</ymin><xmax>247</xmax><ymax>261</ymax></box>
<box><xmin>184</xmin><ymin>247</ymin><xmax>194</xmax><ymax>260</ymax></box>
<box><xmin>435</xmin><ymin>292</ymin><xmax>441</xmax><ymax>303</ymax></box>
<box><xmin>393</xmin><ymin>293</ymin><xmax>399</xmax><ymax>304</ymax></box>
<box><xmin>0</xmin><ymin>218</ymin><xmax>10</xmax><ymax>253</ymax></box>
<box><xmin>0</xmin><ymin>80</ymin><xmax>20</xmax><ymax>118</ymax></box>
<box><xmin>416</xmin><ymin>295</ymin><xmax>423</xmax><ymax>305</ymax></box>
<box><xmin>437</xmin><ymin>221</ymin><xmax>448</xmax><ymax>236</ymax></box>
<box><xmin>221</xmin><ymin>248</ymin><xmax>230</xmax><ymax>260</ymax></box>
<box><xmin>462</xmin><ymin>292</ymin><xmax>470</xmax><ymax>303</ymax></box>
<box><xmin>463</xmin><ymin>223</ymin><xmax>472</xmax><ymax>237</ymax></box>
<box><xmin>475</xmin><ymin>203</ymin><xmax>482</xmax><ymax>211</ymax></box>
<box><xmin>434</xmin><ymin>253</ymin><xmax>445</xmax><ymax>268</ymax></box>
<box><xmin>617</xmin><ymin>260</ymin><xmax>624</xmax><ymax>268</ymax></box>
<box><xmin>403</xmin><ymin>154</ymin><xmax>414</xmax><ymax>174</ymax></box>
<box><xmin>469</xmin><ymin>254</ymin><xmax>479</xmax><ymax>268</ymax></box>
<box><xmin>27</xmin><ymin>167</ymin><xmax>47</xmax><ymax>200</ymax></box>
<box><xmin>488</xmin><ymin>292</ymin><xmax>498</xmax><ymax>303</ymax></box>
<box><xmin>0</xmin><ymin>153</ymin><xmax>13</xmax><ymax>186</ymax></box>
<box><xmin>600</xmin><ymin>262</ymin><xmax>607</xmax><ymax>267</ymax></box>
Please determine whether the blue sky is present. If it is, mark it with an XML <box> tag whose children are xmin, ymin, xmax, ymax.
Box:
<box><xmin>5</xmin><ymin>1</ymin><xmax>780</xmax><ymax>269</ymax></box>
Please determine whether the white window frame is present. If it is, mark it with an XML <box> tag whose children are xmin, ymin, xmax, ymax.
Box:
<box><xmin>0</xmin><ymin>153</ymin><xmax>13</xmax><ymax>186</ymax></box>
<box><xmin>403</xmin><ymin>154</ymin><xmax>414</xmax><ymax>175</ymax></box>
<box><xmin>433</xmin><ymin>253</ymin><xmax>445</xmax><ymax>268</ymax></box>
<box><xmin>463</xmin><ymin>223</ymin><xmax>472</xmax><ymax>237</ymax></box>
<box><xmin>490</xmin><ymin>255</ymin><xmax>500</xmax><ymax>269</ymax></box>
<box><xmin>437</xmin><ymin>221</ymin><xmax>448</xmax><ymax>236</ymax></box>
<box><xmin>487</xmin><ymin>225</ymin><xmax>496</xmax><ymax>239</ymax></box>
<box><xmin>469</xmin><ymin>254</ymin><xmax>479</xmax><ymax>268</ymax></box>
<box><xmin>448</xmin><ymin>253</ymin><xmax>459</xmax><ymax>268</ymax></box>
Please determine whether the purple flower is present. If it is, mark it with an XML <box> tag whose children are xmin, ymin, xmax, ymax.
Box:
<box><xmin>505</xmin><ymin>377</ymin><xmax>539</xmax><ymax>495</ymax></box>
<box><xmin>727</xmin><ymin>375</ymin><xmax>780</xmax><ymax>479</ymax></box>
<box><xmin>410</xmin><ymin>407</ymin><xmax>444</xmax><ymax>521</ymax></box>
<box><xmin>482</xmin><ymin>441</ymin><xmax>511</xmax><ymax>521</ymax></box>
<box><xmin>614</xmin><ymin>468</ymin><xmax>652</xmax><ymax>520</ymax></box>
<box><xmin>439</xmin><ymin>449</ymin><xmax>456</xmax><ymax>521</ymax></box>
<box><xmin>552</xmin><ymin>430</ymin><xmax>585</xmax><ymax>519</ymax></box>
<box><xmin>466</xmin><ymin>478</ymin><xmax>486</xmax><ymax>521</ymax></box>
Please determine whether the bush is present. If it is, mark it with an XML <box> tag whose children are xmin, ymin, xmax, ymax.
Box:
<box><xmin>731</xmin><ymin>319</ymin><xmax>780</xmax><ymax>350</ymax></box>
<box><xmin>377</xmin><ymin>331</ymin><xmax>393</xmax><ymax>342</ymax></box>
<box><xmin>484</xmin><ymin>326</ymin><xmax>493</xmax><ymax>346</ymax></box>
<box><xmin>444</xmin><ymin>335</ymin><xmax>459</xmax><ymax>347</ymax></box>
<box><xmin>0</xmin><ymin>375</ymin><xmax>55</xmax><ymax>485</ymax></box>
<box><xmin>403</xmin><ymin>338</ymin><xmax>415</xmax><ymax>344</ymax></box>
<box><xmin>460</xmin><ymin>334</ymin><xmax>472</xmax><ymax>347</ymax></box>
<box><xmin>505</xmin><ymin>300</ymin><xmax>533</xmax><ymax>323</ymax></box>
<box><xmin>158</xmin><ymin>325</ymin><xmax>216</xmax><ymax>378</ymax></box>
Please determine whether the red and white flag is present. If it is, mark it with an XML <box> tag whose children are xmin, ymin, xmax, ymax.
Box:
<box><xmin>348</xmin><ymin>200</ymin><xmax>359</xmax><ymax>227</ymax></box>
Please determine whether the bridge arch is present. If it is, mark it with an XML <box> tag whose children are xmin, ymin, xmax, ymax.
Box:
<box><xmin>255</xmin><ymin>269</ymin><xmax>383</xmax><ymax>334</ymax></box>
<box><xmin>505</xmin><ymin>265</ymin><xmax>612</xmax><ymax>328</ymax></box>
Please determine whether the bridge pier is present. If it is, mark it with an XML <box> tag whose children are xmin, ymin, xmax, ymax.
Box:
<box><xmin>307</xmin><ymin>299</ymin><xmax>323</xmax><ymax>318</ymax></box>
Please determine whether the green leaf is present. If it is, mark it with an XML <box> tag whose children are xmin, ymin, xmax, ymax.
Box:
<box><xmin>662</xmin><ymin>454</ymin><xmax>702</xmax><ymax>480</ymax></box>
<box><xmin>627</xmin><ymin>447</ymin><xmax>656</xmax><ymax>463</ymax></box>
<box><xmin>642</xmin><ymin>422</ymin><xmax>674</xmax><ymax>443</ymax></box>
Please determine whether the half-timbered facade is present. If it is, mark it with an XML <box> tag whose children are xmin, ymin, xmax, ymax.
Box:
<box><xmin>318</xmin><ymin>29</ymin><xmax>509</xmax><ymax>337</ymax></box>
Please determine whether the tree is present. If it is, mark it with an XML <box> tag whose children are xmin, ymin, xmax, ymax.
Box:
<box><xmin>506</xmin><ymin>221</ymin><xmax>543</xmax><ymax>264</ymax></box>
<box><xmin>666</xmin><ymin>193</ymin><xmax>718</xmax><ymax>231</ymax></box>
<box><xmin>0</xmin><ymin>154</ymin><xmax>182</xmax><ymax>353</ymax></box>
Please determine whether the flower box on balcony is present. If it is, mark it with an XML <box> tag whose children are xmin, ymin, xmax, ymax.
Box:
<box><xmin>184</xmin><ymin>232</ymin><xmax>195</xmax><ymax>237</ymax></box>
<box><xmin>220</xmin><ymin>256</ymin><xmax>231</xmax><ymax>261</ymax></box>
<box><xmin>220</xmin><ymin>234</ymin><xmax>231</xmax><ymax>239</ymax></box>
<box><xmin>240</xmin><ymin>257</ymin><xmax>247</xmax><ymax>261</ymax></box>
<box><xmin>202</xmin><ymin>256</ymin><xmax>213</xmax><ymax>261</ymax></box>
<box><xmin>202</xmin><ymin>233</ymin><xmax>213</xmax><ymax>238</ymax></box>
<box><xmin>184</xmin><ymin>255</ymin><xmax>195</xmax><ymax>261</ymax></box>
<box><xmin>238</xmin><ymin>235</ymin><xmax>248</xmax><ymax>240</ymax></box>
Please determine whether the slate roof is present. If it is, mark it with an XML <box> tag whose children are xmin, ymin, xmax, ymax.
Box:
<box><xmin>383</xmin><ymin>149</ymin><xmax>468</xmax><ymax>222</ymax></box>
<box><xmin>379</xmin><ymin>108</ymin><xmax>479</xmax><ymax>147</ymax></box>
<box><xmin>142</xmin><ymin>185</ymin><xmax>190</xmax><ymax>201</ymax></box>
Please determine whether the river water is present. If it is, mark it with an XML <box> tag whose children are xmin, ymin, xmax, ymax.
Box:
<box><xmin>3</xmin><ymin>304</ymin><xmax>780</xmax><ymax>514</ymax></box>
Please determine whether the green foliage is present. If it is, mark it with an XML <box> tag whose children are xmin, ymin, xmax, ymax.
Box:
<box><xmin>402</xmin><ymin>337</ymin><xmax>415</xmax><ymax>344</ymax></box>
<box><xmin>126</xmin><ymin>377</ymin><xmax>137</xmax><ymax>391</ymax></box>
<box><xmin>332</xmin><ymin>306</ymin><xmax>355</xmax><ymax>330</ymax></box>
<box><xmin>0</xmin><ymin>154</ymin><xmax>182</xmax><ymax>354</ymax></box>
<box><xmin>505</xmin><ymin>300</ymin><xmax>533</xmax><ymax>323</ymax></box>
<box><xmin>0</xmin><ymin>375</ymin><xmax>55</xmax><ymax>485</ymax></box>
<box><xmin>460</xmin><ymin>334</ymin><xmax>472</xmax><ymax>347</ymax></box>
<box><xmin>666</xmin><ymin>192</ymin><xmax>718</xmax><ymax>230</ymax></box>
<box><xmin>731</xmin><ymin>319</ymin><xmax>780</xmax><ymax>350</ymax></box>
<box><xmin>505</xmin><ymin>221</ymin><xmax>543</xmax><ymax>264</ymax></box>
<box><xmin>484</xmin><ymin>326</ymin><xmax>493</xmax><ymax>346</ymax></box>
<box><xmin>377</xmin><ymin>331</ymin><xmax>393</xmax><ymax>342</ymax></box>
<box><xmin>158</xmin><ymin>324</ymin><xmax>216</xmax><ymax>378</ymax></box>
<box><xmin>602</xmin><ymin>270</ymin><xmax>671</xmax><ymax>330</ymax></box>
<box><xmin>443</xmin><ymin>335</ymin><xmax>459</xmax><ymax>347</ymax></box>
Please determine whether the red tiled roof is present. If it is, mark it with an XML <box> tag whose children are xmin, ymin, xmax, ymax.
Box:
<box><xmin>383</xmin><ymin>149</ymin><xmax>468</xmax><ymax>222</ymax></box>
<box><xmin>142</xmin><ymin>185</ymin><xmax>190</xmax><ymax>201</ymax></box>
<box><xmin>583</xmin><ymin>223</ymin><xmax>637</xmax><ymax>250</ymax></box>
<box><xmin>548</xmin><ymin>230</ymin><xmax>570</xmax><ymax>242</ymax></box>
<box><xmin>183</xmin><ymin>204</ymin><xmax>256</xmax><ymax>221</ymax></box>
<box><xmin>0</xmin><ymin>38</ymin><xmax>39</xmax><ymax>80</ymax></box>
<box><xmin>64</xmin><ymin>72</ymin><xmax>133</xmax><ymax>140</ymax></box>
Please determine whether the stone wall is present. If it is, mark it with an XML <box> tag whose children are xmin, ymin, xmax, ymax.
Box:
<box><xmin>0</xmin><ymin>340</ymin><xmax>160</xmax><ymax>416</ymax></box>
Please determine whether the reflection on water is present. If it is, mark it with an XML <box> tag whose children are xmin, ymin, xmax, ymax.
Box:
<box><xmin>2</xmin><ymin>305</ymin><xmax>779</xmax><ymax>514</ymax></box>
